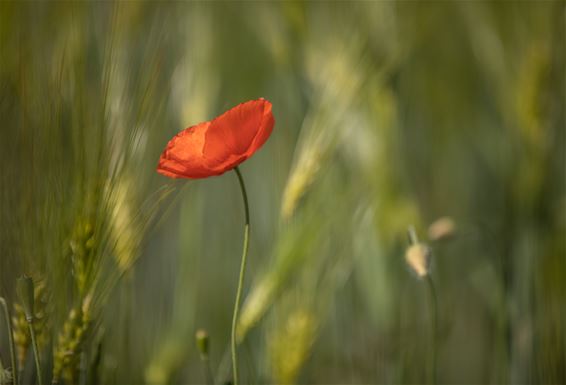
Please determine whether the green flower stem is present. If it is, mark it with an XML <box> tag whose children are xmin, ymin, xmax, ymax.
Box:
<box><xmin>231</xmin><ymin>166</ymin><xmax>250</xmax><ymax>385</ymax></box>
<box><xmin>0</xmin><ymin>297</ymin><xmax>18</xmax><ymax>385</ymax></box>
<box><xmin>200</xmin><ymin>356</ymin><xmax>214</xmax><ymax>385</ymax></box>
<box><xmin>26</xmin><ymin>316</ymin><xmax>43</xmax><ymax>385</ymax></box>
<box><xmin>425</xmin><ymin>275</ymin><xmax>438</xmax><ymax>385</ymax></box>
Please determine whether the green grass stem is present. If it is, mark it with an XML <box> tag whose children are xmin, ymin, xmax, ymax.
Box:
<box><xmin>425</xmin><ymin>275</ymin><xmax>438</xmax><ymax>385</ymax></box>
<box><xmin>0</xmin><ymin>298</ymin><xmax>18</xmax><ymax>385</ymax></box>
<box><xmin>26</xmin><ymin>317</ymin><xmax>43</xmax><ymax>385</ymax></box>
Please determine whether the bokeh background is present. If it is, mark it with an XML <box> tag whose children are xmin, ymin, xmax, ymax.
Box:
<box><xmin>0</xmin><ymin>2</ymin><xmax>564</xmax><ymax>384</ymax></box>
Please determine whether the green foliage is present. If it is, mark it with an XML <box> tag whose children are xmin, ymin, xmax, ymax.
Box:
<box><xmin>0</xmin><ymin>2</ymin><xmax>564</xmax><ymax>384</ymax></box>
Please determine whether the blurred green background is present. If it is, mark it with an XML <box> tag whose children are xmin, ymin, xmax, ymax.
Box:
<box><xmin>0</xmin><ymin>2</ymin><xmax>564</xmax><ymax>384</ymax></box>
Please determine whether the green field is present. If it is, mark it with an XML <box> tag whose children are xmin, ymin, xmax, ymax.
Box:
<box><xmin>0</xmin><ymin>2</ymin><xmax>564</xmax><ymax>384</ymax></box>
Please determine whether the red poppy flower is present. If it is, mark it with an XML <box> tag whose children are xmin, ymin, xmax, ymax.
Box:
<box><xmin>157</xmin><ymin>98</ymin><xmax>274</xmax><ymax>179</ymax></box>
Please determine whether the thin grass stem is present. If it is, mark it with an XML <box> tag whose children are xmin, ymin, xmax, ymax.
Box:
<box><xmin>407</xmin><ymin>225</ymin><xmax>419</xmax><ymax>245</ymax></box>
<box><xmin>425</xmin><ymin>275</ymin><xmax>438</xmax><ymax>385</ymax></box>
<box><xmin>1</xmin><ymin>355</ymin><xmax>4</xmax><ymax>385</ymax></box>
<box><xmin>0</xmin><ymin>298</ymin><xmax>18</xmax><ymax>385</ymax></box>
<box><xmin>231</xmin><ymin>166</ymin><xmax>250</xmax><ymax>385</ymax></box>
<box><xmin>26</xmin><ymin>318</ymin><xmax>43</xmax><ymax>385</ymax></box>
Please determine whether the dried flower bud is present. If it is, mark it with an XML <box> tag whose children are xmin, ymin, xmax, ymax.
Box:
<box><xmin>428</xmin><ymin>217</ymin><xmax>456</xmax><ymax>241</ymax></box>
<box><xmin>405</xmin><ymin>243</ymin><xmax>431</xmax><ymax>278</ymax></box>
<box><xmin>195</xmin><ymin>329</ymin><xmax>209</xmax><ymax>358</ymax></box>
<box><xmin>16</xmin><ymin>276</ymin><xmax>34</xmax><ymax>321</ymax></box>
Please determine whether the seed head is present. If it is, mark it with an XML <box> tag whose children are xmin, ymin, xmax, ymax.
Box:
<box><xmin>195</xmin><ymin>329</ymin><xmax>209</xmax><ymax>358</ymax></box>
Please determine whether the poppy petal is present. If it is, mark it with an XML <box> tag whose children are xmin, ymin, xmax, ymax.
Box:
<box><xmin>157</xmin><ymin>98</ymin><xmax>274</xmax><ymax>179</ymax></box>
<box><xmin>203</xmin><ymin>99</ymin><xmax>270</xmax><ymax>170</ymax></box>
<box><xmin>157</xmin><ymin>122</ymin><xmax>214</xmax><ymax>178</ymax></box>
<box><xmin>246</xmin><ymin>100</ymin><xmax>274</xmax><ymax>158</ymax></box>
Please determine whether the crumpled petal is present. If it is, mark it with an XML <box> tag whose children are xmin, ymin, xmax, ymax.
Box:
<box><xmin>157</xmin><ymin>98</ymin><xmax>275</xmax><ymax>179</ymax></box>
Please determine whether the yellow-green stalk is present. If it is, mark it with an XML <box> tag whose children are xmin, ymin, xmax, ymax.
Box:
<box><xmin>11</xmin><ymin>280</ymin><xmax>48</xmax><ymax>379</ymax></box>
<box><xmin>0</xmin><ymin>356</ymin><xmax>5</xmax><ymax>385</ymax></box>
<box><xmin>268</xmin><ymin>307</ymin><xmax>317</xmax><ymax>385</ymax></box>
<box><xmin>16</xmin><ymin>276</ymin><xmax>43</xmax><ymax>385</ymax></box>
<box><xmin>52</xmin><ymin>295</ymin><xmax>92</xmax><ymax>385</ymax></box>
<box><xmin>0</xmin><ymin>297</ymin><xmax>18</xmax><ymax>385</ymax></box>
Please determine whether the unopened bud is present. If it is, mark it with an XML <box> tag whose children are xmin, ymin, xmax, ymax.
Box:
<box><xmin>16</xmin><ymin>276</ymin><xmax>35</xmax><ymax>321</ymax></box>
<box><xmin>195</xmin><ymin>329</ymin><xmax>209</xmax><ymax>358</ymax></box>
<box><xmin>428</xmin><ymin>217</ymin><xmax>456</xmax><ymax>241</ymax></box>
<box><xmin>405</xmin><ymin>243</ymin><xmax>431</xmax><ymax>278</ymax></box>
